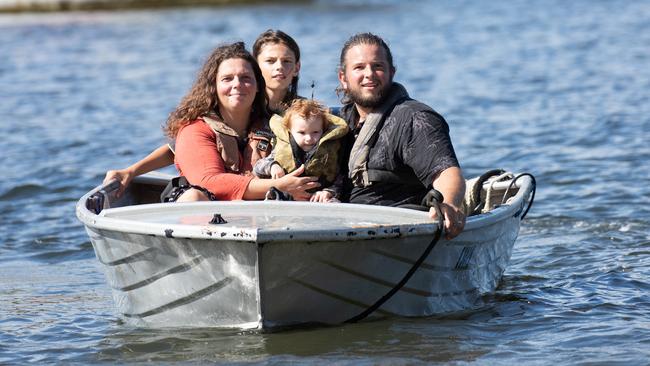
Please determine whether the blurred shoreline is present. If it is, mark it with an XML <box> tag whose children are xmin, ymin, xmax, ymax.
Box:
<box><xmin>0</xmin><ymin>0</ymin><xmax>310</xmax><ymax>12</ymax></box>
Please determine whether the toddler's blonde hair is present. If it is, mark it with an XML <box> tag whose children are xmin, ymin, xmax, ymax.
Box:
<box><xmin>282</xmin><ymin>99</ymin><xmax>330</xmax><ymax>131</ymax></box>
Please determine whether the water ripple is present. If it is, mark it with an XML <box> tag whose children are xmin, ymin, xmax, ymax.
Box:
<box><xmin>0</xmin><ymin>183</ymin><xmax>45</xmax><ymax>200</ymax></box>
<box><xmin>1</xmin><ymin>0</ymin><xmax>650</xmax><ymax>364</ymax></box>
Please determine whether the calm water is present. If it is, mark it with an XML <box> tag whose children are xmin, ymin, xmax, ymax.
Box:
<box><xmin>1</xmin><ymin>0</ymin><xmax>649</xmax><ymax>364</ymax></box>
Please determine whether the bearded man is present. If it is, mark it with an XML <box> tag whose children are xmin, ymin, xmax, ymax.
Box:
<box><xmin>337</xmin><ymin>32</ymin><xmax>466</xmax><ymax>239</ymax></box>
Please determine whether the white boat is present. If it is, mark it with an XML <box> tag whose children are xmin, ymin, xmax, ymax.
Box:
<box><xmin>76</xmin><ymin>170</ymin><xmax>535</xmax><ymax>329</ymax></box>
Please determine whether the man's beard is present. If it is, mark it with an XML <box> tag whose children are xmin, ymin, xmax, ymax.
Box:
<box><xmin>347</xmin><ymin>83</ymin><xmax>391</xmax><ymax>109</ymax></box>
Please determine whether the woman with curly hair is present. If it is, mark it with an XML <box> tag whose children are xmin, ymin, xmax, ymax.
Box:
<box><xmin>158</xmin><ymin>42</ymin><xmax>318</xmax><ymax>202</ymax></box>
<box><xmin>105</xmin><ymin>31</ymin><xmax>309</xmax><ymax>199</ymax></box>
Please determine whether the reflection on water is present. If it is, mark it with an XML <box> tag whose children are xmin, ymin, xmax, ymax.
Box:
<box><xmin>96</xmin><ymin>317</ymin><xmax>490</xmax><ymax>364</ymax></box>
<box><xmin>1</xmin><ymin>0</ymin><xmax>650</xmax><ymax>363</ymax></box>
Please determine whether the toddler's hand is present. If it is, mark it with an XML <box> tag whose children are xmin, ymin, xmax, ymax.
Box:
<box><xmin>310</xmin><ymin>190</ymin><xmax>334</xmax><ymax>203</ymax></box>
<box><xmin>270</xmin><ymin>164</ymin><xmax>286</xmax><ymax>179</ymax></box>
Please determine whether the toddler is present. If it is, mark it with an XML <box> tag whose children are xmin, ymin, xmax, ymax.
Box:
<box><xmin>254</xmin><ymin>99</ymin><xmax>349</xmax><ymax>202</ymax></box>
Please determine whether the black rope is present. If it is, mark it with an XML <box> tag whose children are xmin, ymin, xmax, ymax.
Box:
<box><xmin>344</xmin><ymin>190</ymin><xmax>445</xmax><ymax>323</ymax></box>
<box><xmin>501</xmin><ymin>172</ymin><xmax>536</xmax><ymax>220</ymax></box>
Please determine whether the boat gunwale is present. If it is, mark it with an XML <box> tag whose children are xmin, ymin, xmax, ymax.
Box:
<box><xmin>76</xmin><ymin>173</ymin><xmax>534</xmax><ymax>243</ymax></box>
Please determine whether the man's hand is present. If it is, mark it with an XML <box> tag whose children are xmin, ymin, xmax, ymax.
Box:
<box><xmin>430</xmin><ymin>166</ymin><xmax>467</xmax><ymax>240</ymax></box>
<box><xmin>429</xmin><ymin>202</ymin><xmax>465</xmax><ymax>240</ymax></box>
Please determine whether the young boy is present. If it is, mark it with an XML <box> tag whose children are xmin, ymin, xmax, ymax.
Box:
<box><xmin>254</xmin><ymin>99</ymin><xmax>349</xmax><ymax>202</ymax></box>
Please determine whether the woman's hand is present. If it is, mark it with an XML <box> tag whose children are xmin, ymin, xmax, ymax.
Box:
<box><xmin>276</xmin><ymin>165</ymin><xmax>319</xmax><ymax>201</ymax></box>
<box><xmin>103</xmin><ymin>168</ymin><xmax>134</xmax><ymax>198</ymax></box>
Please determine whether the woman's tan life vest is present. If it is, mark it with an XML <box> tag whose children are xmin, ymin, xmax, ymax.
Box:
<box><xmin>201</xmin><ymin>115</ymin><xmax>273</xmax><ymax>175</ymax></box>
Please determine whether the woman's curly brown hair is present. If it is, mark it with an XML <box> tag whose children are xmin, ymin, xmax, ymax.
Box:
<box><xmin>164</xmin><ymin>42</ymin><xmax>269</xmax><ymax>138</ymax></box>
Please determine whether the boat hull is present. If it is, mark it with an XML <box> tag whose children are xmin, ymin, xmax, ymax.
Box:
<box><xmin>77</xmin><ymin>172</ymin><xmax>533</xmax><ymax>329</ymax></box>
<box><xmin>86</xmin><ymin>227</ymin><xmax>261</xmax><ymax>328</ymax></box>
<box><xmin>257</xmin><ymin>216</ymin><xmax>519</xmax><ymax>327</ymax></box>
